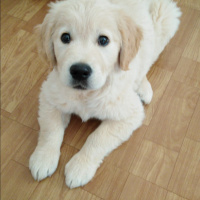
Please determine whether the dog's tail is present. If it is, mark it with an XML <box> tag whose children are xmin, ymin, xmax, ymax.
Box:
<box><xmin>150</xmin><ymin>0</ymin><xmax>181</xmax><ymax>54</ymax></box>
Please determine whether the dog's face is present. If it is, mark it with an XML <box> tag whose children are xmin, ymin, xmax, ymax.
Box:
<box><xmin>38</xmin><ymin>0</ymin><xmax>142</xmax><ymax>90</ymax></box>
<box><xmin>52</xmin><ymin>1</ymin><xmax>121</xmax><ymax>90</ymax></box>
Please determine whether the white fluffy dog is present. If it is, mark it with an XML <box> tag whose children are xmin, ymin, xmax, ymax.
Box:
<box><xmin>29</xmin><ymin>0</ymin><xmax>181</xmax><ymax>188</ymax></box>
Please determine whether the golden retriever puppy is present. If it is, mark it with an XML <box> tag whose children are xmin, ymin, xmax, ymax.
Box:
<box><xmin>29</xmin><ymin>0</ymin><xmax>181</xmax><ymax>188</ymax></box>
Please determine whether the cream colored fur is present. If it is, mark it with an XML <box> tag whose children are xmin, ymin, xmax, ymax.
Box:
<box><xmin>29</xmin><ymin>0</ymin><xmax>181</xmax><ymax>188</ymax></box>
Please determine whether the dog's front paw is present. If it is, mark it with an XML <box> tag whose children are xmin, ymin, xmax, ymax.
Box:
<box><xmin>29</xmin><ymin>147</ymin><xmax>60</xmax><ymax>181</ymax></box>
<box><xmin>65</xmin><ymin>153</ymin><xmax>99</xmax><ymax>188</ymax></box>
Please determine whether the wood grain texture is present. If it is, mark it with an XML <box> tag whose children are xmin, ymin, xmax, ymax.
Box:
<box><xmin>1</xmin><ymin>109</ymin><xmax>11</xmax><ymax>118</ymax></box>
<box><xmin>1</xmin><ymin>30</ymin><xmax>47</xmax><ymax>112</ymax></box>
<box><xmin>119</xmin><ymin>174</ymin><xmax>167</xmax><ymax>200</ymax></box>
<box><xmin>1</xmin><ymin>14</ymin><xmax>26</xmax><ymax>47</ymax></box>
<box><xmin>1</xmin><ymin>160</ymin><xmax>38</xmax><ymax>200</ymax></box>
<box><xmin>168</xmin><ymin>139</ymin><xmax>200</xmax><ymax>200</ymax></box>
<box><xmin>1</xmin><ymin>120</ymin><xmax>33</xmax><ymax>171</ymax></box>
<box><xmin>1</xmin><ymin>0</ymin><xmax>19</xmax><ymax>15</ymax></box>
<box><xmin>8</xmin><ymin>0</ymin><xmax>49</xmax><ymax>21</ymax></box>
<box><xmin>1</xmin><ymin>1</ymin><xmax>200</xmax><ymax>200</ymax></box>
<box><xmin>186</xmin><ymin>98</ymin><xmax>200</xmax><ymax>141</ymax></box>
<box><xmin>1</xmin><ymin>115</ymin><xmax>12</xmax><ymax>135</ymax></box>
<box><xmin>182</xmin><ymin>16</ymin><xmax>200</xmax><ymax>61</ymax></box>
<box><xmin>14</xmin><ymin>131</ymin><xmax>38</xmax><ymax>168</ymax></box>
<box><xmin>155</xmin><ymin>44</ymin><xmax>183</xmax><ymax>72</ymax></box>
<box><xmin>173</xmin><ymin>57</ymin><xmax>200</xmax><ymax>88</ymax></box>
<box><xmin>165</xmin><ymin>192</ymin><xmax>188</xmax><ymax>200</ymax></box>
<box><xmin>130</xmin><ymin>140</ymin><xmax>178</xmax><ymax>188</ymax></box>
<box><xmin>9</xmin><ymin>71</ymin><xmax>48</xmax><ymax>130</ymax></box>
<box><xmin>145</xmin><ymin>80</ymin><xmax>199</xmax><ymax>151</ymax></box>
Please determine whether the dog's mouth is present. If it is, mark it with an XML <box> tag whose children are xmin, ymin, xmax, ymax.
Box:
<box><xmin>73</xmin><ymin>85</ymin><xmax>87</xmax><ymax>90</ymax></box>
<box><xmin>72</xmin><ymin>81</ymin><xmax>88</xmax><ymax>90</ymax></box>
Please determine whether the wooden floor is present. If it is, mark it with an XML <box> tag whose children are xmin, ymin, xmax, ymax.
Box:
<box><xmin>1</xmin><ymin>0</ymin><xmax>200</xmax><ymax>199</ymax></box>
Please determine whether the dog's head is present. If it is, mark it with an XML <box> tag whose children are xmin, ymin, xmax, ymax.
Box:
<box><xmin>37</xmin><ymin>0</ymin><xmax>142</xmax><ymax>90</ymax></box>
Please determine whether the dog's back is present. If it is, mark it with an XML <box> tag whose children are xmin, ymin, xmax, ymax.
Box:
<box><xmin>150</xmin><ymin>0</ymin><xmax>181</xmax><ymax>58</ymax></box>
<box><xmin>110</xmin><ymin>0</ymin><xmax>181</xmax><ymax>77</ymax></box>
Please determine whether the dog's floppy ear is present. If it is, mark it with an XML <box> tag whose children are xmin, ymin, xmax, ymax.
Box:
<box><xmin>35</xmin><ymin>5</ymin><xmax>57</xmax><ymax>67</ymax></box>
<box><xmin>118</xmin><ymin>14</ymin><xmax>143</xmax><ymax>70</ymax></box>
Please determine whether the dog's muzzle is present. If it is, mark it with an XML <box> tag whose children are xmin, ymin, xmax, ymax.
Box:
<box><xmin>70</xmin><ymin>63</ymin><xmax>92</xmax><ymax>90</ymax></box>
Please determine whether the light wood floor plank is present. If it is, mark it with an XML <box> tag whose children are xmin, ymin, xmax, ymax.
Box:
<box><xmin>9</xmin><ymin>72</ymin><xmax>48</xmax><ymax>130</ymax></box>
<box><xmin>1</xmin><ymin>14</ymin><xmax>26</xmax><ymax>47</ymax></box>
<box><xmin>1</xmin><ymin>30</ymin><xmax>47</xmax><ymax>112</ymax></box>
<box><xmin>1</xmin><ymin>29</ymin><xmax>27</xmax><ymax>71</ymax></box>
<box><xmin>1</xmin><ymin>109</ymin><xmax>11</xmax><ymax>118</ymax></box>
<box><xmin>119</xmin><ymin>174</ymin><xmax>168</xmax><ymax>200</ymax></box>
<box><xmin>60</xmin><ymin>188</ymin><xmax>102</xmax><ymax>200</ymax></box>
<box><xmin>155</xmin><ymin>44</ymin><xmax>183</xmax><ymax>72</ymax></box>
<box><xmin>186</xmin><ymin>97</ymin><xmax>200</xmax><ymax>142</ymax></box>
<box><xmin>130</xmin><ymin>139</ymin><xmax>178</xmax><ymax>189</ymax></box>
<box><xmin>1</xmin><ymin>115</ymin><xmax>13</xmax><ymax>135</ymax></box>
<box><xmin>1</xmin><ymin>120</ymin><xmax>34</xmax><ymax>171</ymax></box>
<box><xmin>182</xmin><ymin>16</ymin><xmax>200</xmax><ymax>61</ymax></box>
<box><xmin>8</xmin><ymin>0</ymin><xmax>49</xmax><ymax>21</ymax></box>
<box><xmin>145</xmin><ymin>80</ymin><xmax>200</xmax><ymax>151</ymax></box>
<box><xmin>172</xmin><ymin>57</ymin><xmax>200</xmax><ymax>88</ymax></box>
<box><xmin>1</xmin><ymin>0</ymin><xmax>20</xmax><ymax>15</ymax></box>
<box><xmin>168</xmin><ymin>138</ymin><xmax>200</xmax><ymax>200</ymax></box>
<box><xmin>1</xmin><ymin>160</ymin><xmax>38</xmax><ymax>200</ymax></box>
<box><xmin>165</xmin><ymin>192</ymin><xmax>188</xmax><ymax>200</ymax></box>
<box><xmin>13</xmin><ymin>131</ymin><xmax>38</xmax><ymax>168</ymax></box>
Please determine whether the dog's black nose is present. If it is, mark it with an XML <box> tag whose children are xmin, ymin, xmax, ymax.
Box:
<box><xmin>70</xmin><ymin>63</ymin><xmax>92</xmax><ymax>81</ymax></box>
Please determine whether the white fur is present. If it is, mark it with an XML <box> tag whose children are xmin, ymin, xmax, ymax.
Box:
<box><xmin>29</xmin><ymin>0</ymin><xmax>181</xmax><ymax>188</ymax></box>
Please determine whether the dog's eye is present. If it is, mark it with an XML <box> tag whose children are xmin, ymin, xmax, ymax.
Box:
<box><xmin>98</xmin><ymin>36</ymin><xmax>109</xmax><ymax>46</ymax></box>
<box><xmin>61</xmin><ymin>33</ymin><xmax>71</xmax><ymax>44</ymax></box>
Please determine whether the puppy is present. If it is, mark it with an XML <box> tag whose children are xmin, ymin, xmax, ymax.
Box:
<box><xmin>29</xmin><ymin>0</ymin><xmax>181</xmax><ymax>188</ymax></box>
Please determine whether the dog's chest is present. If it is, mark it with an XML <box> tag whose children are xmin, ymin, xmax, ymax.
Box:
<box><xmin>56</xmin><ymin>90</ymin><xmax>123</xmax><ymax>122</ymax></box>
<box><xmin>57</xmin><ymin>96</ymin><xmax>107</xmax><ymax>121</ymax></box>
